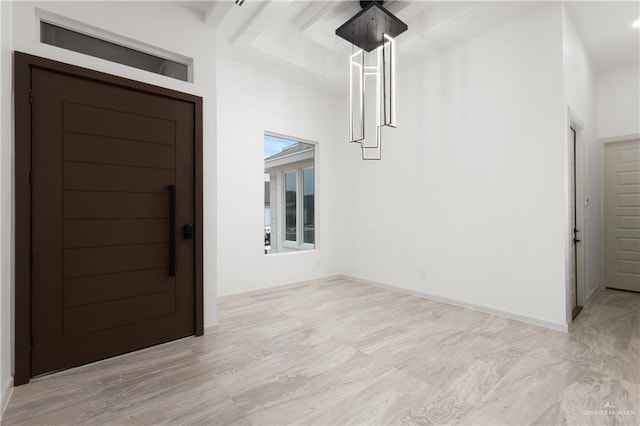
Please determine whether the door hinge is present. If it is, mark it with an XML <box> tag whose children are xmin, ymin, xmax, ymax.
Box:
<box><xmin>573</xmin><ymin>228</ymin><xmax>581</xmax><ymax>244</ymax></box>
<box><xmin>28</xmin><ymin>88</ymin><xmax>33</xmax><ymax>104</ymax></box>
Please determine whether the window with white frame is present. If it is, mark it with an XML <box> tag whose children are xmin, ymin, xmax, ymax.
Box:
<box><xmin>264</xmin><ymin>134</ymin><xmax>315</xmax><ymax>254</ymax></box>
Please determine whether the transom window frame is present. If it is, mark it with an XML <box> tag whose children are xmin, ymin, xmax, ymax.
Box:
<box><xmin>35</xmin><ymin>8</ymin><xmax>194</xmax><ymax>83</ymax></box>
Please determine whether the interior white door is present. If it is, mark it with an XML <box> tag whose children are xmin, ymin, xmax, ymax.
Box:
<box><xmin>605</xmin><ymin>139</ymin><xmax>640</xmax><ymax>292</ymax></box>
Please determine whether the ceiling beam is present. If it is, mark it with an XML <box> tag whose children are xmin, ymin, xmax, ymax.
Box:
<box><xmin>292</xmin><ymin>2</ymin><xmax>333</xmax><ymax>34</ymax></box>
<box><xmin>203</xmin><ymin>1</ymin><xmax>235</xmax><ymax>29</ymax></box>
<box><xmin>228</xmin><ymin>0</ymin><xmax>284</xmax><ymax>46</ymax></box>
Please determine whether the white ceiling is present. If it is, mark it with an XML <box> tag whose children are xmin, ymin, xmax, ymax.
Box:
<box><xmin>178</xmin><ymin>1</ymin><xmax>640</xmax><ymax>90</ymax></box>
<box><xmin>565</xmin><ymin>1</ymin><xmax>640</xmax><ymax>74</ymax></box>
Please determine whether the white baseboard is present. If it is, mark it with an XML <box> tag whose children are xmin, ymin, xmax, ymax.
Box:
<box><xmin>584</xmin><ymin>286</ymin><xmax>599</xmax><ymax>308</ymax></box>
<box><xmin>340</xmin><ymin>275</ymin><xmax>569</xmax><ymax>333</ymax></box>
<box><xmin>1</xmin><ymin>377</ymin><xmax>13</xmax><ymax>420</ymax></box>
<box><xmin>217</xmin><ymin>274</ymin><xmax>342</xmax><ymax>300</ymax></box>
<box><xmin>204</xmin><ymin>323</ymin><xmax>219</xmax><ymax>334</ymax></box>
<box><xmin>207</xmin><ymin>275</ymin><xmax>342</xmax><ymax>333</ymax></box>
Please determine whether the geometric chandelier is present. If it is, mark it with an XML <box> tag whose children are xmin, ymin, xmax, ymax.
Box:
<box><xmin>336</xmin><ymin>1</ymin><xmax>408</xmax><ymax>160</ymax></box>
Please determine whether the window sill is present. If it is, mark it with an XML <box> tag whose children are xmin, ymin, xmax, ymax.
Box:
<box><xmin>283</xmin><ymin>242</ymin><xmax>315</xmax><ymax>250</ymax></box>
<box><xmin>266</xmin><ymin>250</ymin><xmax>317</xmax><ymax>258</ymax></box>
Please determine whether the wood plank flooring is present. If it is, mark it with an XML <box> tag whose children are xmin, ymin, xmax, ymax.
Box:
<box><xmin>2</xmin><ymin>277</ymin><xmax>639</xmax><ymax>425</ymax></box>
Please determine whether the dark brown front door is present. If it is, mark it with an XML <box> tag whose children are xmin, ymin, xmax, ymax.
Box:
<box><xmin>30</xmin><ymin>66</ymin><xmax>196</xmax><ymax>376</ymax></box>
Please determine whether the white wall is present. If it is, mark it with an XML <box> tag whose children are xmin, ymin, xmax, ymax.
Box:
<box><xmin>216</xmin><ymin>55</ymin><xmax>342</xmax><ymax>296</ymax></box>
<box><xmin>3</xmin><ymin>1</ymin><xmax>218</xmax><ymax>398</ymax></box>
<box><xmin>562</xmin><ymin>8</ymin><xmax>600</xmax><ymax>317</ymax></box>
<box><xmin>339</xmin><ymin>4</ymin><xmax>569</xmax><ymax>330</ymax></box>
<box><xmin>0</xmin><ymin>0</ymin><xmax>14</xmax><ymax>416</ymax></box>
<box><xmin>0</xmin><ymin>0</ymin><xmax>623</xmax><ymax>405</ymax></box>
<box><xmin>597</xmin><ymin>64</ymin><xmax>640</xmax><ymax>140</ymax></box>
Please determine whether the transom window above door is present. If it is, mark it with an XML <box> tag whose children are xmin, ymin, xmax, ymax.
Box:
<box><xmin>263</xmin><ymin>134</ymin><xmax>316</xmax><ymax>255</ymax></box>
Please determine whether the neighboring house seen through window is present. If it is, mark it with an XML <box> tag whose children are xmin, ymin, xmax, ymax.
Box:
<box><xmin>264</xmin><ymin>134</ymin><xmax>315</xmax><ymax>254</ymax></box>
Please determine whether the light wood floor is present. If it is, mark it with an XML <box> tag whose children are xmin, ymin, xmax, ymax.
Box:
<box><xmin>2</xmin><ymin>277</ymin><xmax>639</xmax><ymax>425</ymax></box>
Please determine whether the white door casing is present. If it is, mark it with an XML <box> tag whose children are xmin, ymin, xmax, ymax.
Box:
<box><xmin>567</xmin><ymin>114</ymin><xmax>586</xmax><ymax>323</ymax></box>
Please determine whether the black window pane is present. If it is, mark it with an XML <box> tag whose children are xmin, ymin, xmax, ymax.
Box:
<box><xmin>40</xmin><ymin>22</ymin><xmax>188</xmax><ymax>82</ymax></box>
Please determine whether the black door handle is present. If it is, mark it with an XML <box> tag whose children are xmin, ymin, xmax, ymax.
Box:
<box><xmin>168</xmin><ymin>185</ymin><xmax>175</xmax><ymax>276</ymax></box>
<box><xmin>183</xmin><ymin>224</ymin><xmax>194</xmax><ymax>240</ymax></box>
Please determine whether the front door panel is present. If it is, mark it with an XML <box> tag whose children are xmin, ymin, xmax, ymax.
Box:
<box><xmin>31</xmin><ymin>68</ymin><xmax>195</xmax><ymax>375</ymax></box>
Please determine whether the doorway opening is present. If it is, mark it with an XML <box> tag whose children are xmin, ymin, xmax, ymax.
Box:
<box><xmin>14</xmin><ymin>52</ymin><xmax>204</xmax><ymax>385</ymax></box>
<box><xmin>603</xmin><ymin>138</ymin><xmax>640</xmax><ymax>293</ymax></box>
<box><xmin>568</xmin><ymin>115</ymin><xmax>586</xmax><ymax>322</ymax></box>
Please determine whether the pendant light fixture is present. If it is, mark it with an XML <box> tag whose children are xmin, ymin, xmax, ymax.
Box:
<box><xmin>336</xmin><ymin>1</ymin><xmax>407</xmax><ymax>160</ymax></box>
